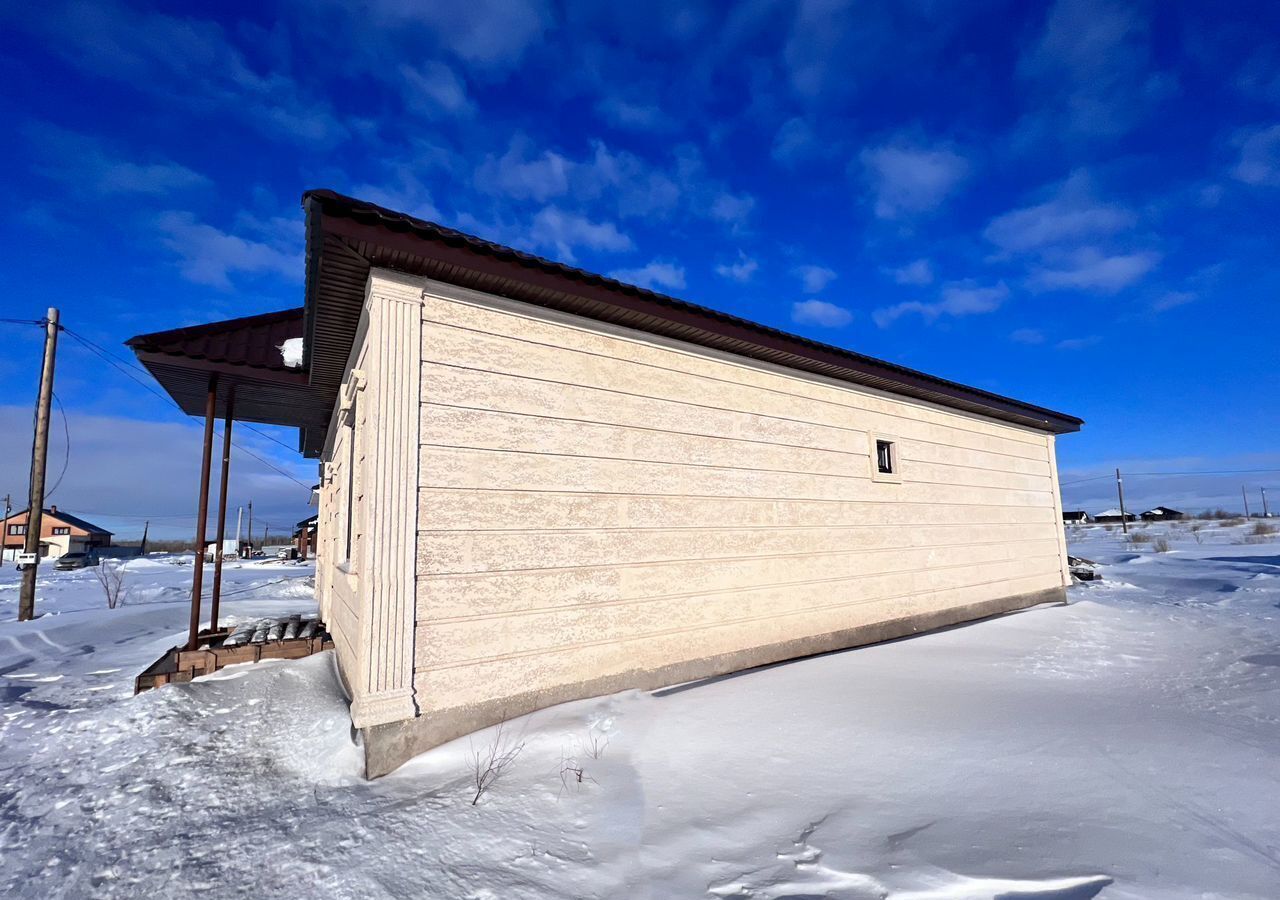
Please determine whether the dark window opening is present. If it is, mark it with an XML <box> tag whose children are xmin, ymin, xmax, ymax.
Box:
<box><xmin>8</xmin><ymin>524</ymin><xmax>26</xmax><ymax>536</ymax></box>
<box><xmin>876</xmin><ymin>439</ymin><xmax>895</xmax><ymax>475</ymax></box>
<box><xmin>52</xmin><ymin>527</ymin><xmax>70</xmax><ymax>535</ymax></box>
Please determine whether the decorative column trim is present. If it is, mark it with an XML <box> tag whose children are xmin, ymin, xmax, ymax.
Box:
<box><xmin>349</xmin><ymin>275</ymin><xmax>422</xmax><ymax>728</ymax></box>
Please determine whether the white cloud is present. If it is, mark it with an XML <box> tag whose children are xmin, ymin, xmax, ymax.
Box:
<box><xmin>398</xmin><ymin>61</ymin><xmax>472</xmax><ymax>117</ymax></box>
<box><xmin>873</xmin><ymin>281</ymin><xmax>1009</xmax><ymax>327</ymax></box>
<box><xmin>709</xmin><ymin>191</ymin><xmax>756</xmax><ymax>226</ymax></box>
<box><xmin>27</xmin><ymin>122</ymin><xmax>209</xmax><ymax>197</ymax></box>
<box><xmin>885</xmin><ymin>258</ymin><xmax>934</xmax><ymax>286</ymax></box>
<box><xmin>984</xmin><ymin>171</ymin><xmax>1135</xmax><ymax>254</ymax></box>
<box><xmin>1010</xmin><ymin>328</ymin><xmax>1046</xmax><ymax>344</ymax></box>
<box><xmin>609</xmin><ymin>260</ymin><xmax>687</xmax><ymax>292</ymax></box>
<box><xmin>715</xmin><ymin>252</ymin><xmax>758</xmax><ymax>283</ymax></box>
<box><xmin>1232</xmin><ymin>123</ymin><xmax>1280</xmax><ymax>187</ymax></box>
<box><xmin>528</xmin><ymin>207</ymin><xmax>633</xmax><ymax>263</ymax></box>
<box><xmin>364</xmin><ymin>0</ymin><xmax>551</xmax><ymax>70</ymax></box>
<box><xmin>860</xmin><ymin>139</ymin><xmax>970</xmax><ymax>219</ymax></box>
<box><xmin>1029</xmin><ymin>248</ymin><xmax>1160</xmax><ymax>293</ymax></box>
<box><xmin>772</xmin><ymin>117</ymin><xmax>820</xmax><ymax>166</ymax></box>
<box><xmin>793</xmin><ymin>264</ymin><xmax>837</xmax><ymax>294</ymax></box>
<box><xmin>1151</xmin><ymin>291</ymin><xmax>1196</xmax><ymax>312</ymax></box>
<box><xmin>156</xmin><ymin>211</ymin><xmax>300</xmax><ymax>289</ymax></box>
<box><xmin>1056</xmin><ymin>335</ymin><xmax>1102</xmax><ymax>351</ymax></box>
<box><xmin>595</xmin><ymin>97</ymin><xmax>671</xmax><ymax>132</ymax></box>
<box><xmin>476</xmin><ymin>137</ymin><xmax>574</xmax><ymax>202</ymax></box>
<box><xmin>791</xmin><ymin>299</ymin><xmax>853</xmax><ymax>328</ymax></box>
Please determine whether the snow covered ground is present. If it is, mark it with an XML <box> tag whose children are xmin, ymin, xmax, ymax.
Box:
<box><xmin>1</xmin><ymin>523</ymin><xmax>1278</xmax><ymax>899</ymax></box>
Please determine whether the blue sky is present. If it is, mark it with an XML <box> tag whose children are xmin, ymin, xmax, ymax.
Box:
<box><xmin>1</xmin><ymin>0</ymin><xmax>1279</xmax><ymax>537</ymax></box>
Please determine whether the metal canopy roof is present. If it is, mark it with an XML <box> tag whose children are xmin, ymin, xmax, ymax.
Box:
<box><xmin>126</xmin><ymin>308</ymin><xmax>335</xmax><ymax>452</ymax></box>
<box><xmin>301</xmin><ymin>189</ymin><xmax>1082</xmax><ymax>436</ymax></box>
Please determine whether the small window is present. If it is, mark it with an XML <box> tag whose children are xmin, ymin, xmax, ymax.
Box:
<box><xmin>8</xmin><ymin>524</ymin><xmax>26</xmax><ymax>535</ymax></box>
<box><xmin>876</xmin><ymin>440</ymin><xmax>895</xmax><ymax>475</ymax></box>
<box><xmin>52</xmin><ymin>527</ymin><xmax>70</xmax><ymax>535</ymax></box>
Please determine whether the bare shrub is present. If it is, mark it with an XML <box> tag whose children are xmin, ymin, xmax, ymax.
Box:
<box><xmin>1249</xmin><ymin>521</ymin><xmax>1277</xmax><ymax>537</ymax></box>
<box><xmin>1104</xmin><ymin>524</ymin><xmax>1116</xmax><ymax>533</ymax></box>
<box><xmin>1128</xmin><ymin>532</ymin><xmax>1154</xmax><ymax>545</ymax></box>
<box><xmin>1189</xmin><ymin>522</ymin><xmax>1206</xmax><ymax>544</ymax></box>
<box><xmin>1153</xmin><ymin>537</ymin><xmax>1172</xmax><ymax>553</ymax></box>
<box><xmin>580</xmin><ymin>727</ymin><xmax>610</xmax><ymax>761</ymax></box>
<box><xmin>469</xmin><ymin>718</ymin><xmax>525</xmax><ymax>805</ymax></box>
<box><xmin>94</xmin><ymin>560</ymin><xmax>128</xmax><ymax>609</ymax></box>
<box><xmin>1220</xmin><ymin>517</ymin><xmax>1245</xmax><ymax>528</ymax></box>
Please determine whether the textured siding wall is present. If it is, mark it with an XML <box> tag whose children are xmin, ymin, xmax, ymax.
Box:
<box><xmin>409</xmin><ymin>274</ymin><xmax>1068</xmax><ymax>718</ymax></box>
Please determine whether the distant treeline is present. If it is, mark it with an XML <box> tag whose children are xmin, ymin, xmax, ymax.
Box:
<box><xmin>115</xmin><ymin>538</ymin><xmax>197</xmax><ymax>553</ymax></box>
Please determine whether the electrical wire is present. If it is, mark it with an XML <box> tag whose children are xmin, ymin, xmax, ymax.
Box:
<box><xmin>43</xmin><ymin>392</ymin><xmax>71</xmax><ymax>501</ymax></box>
<box><xmin>1061</xmin><ymin>467</ymin><xmax>1280</xmax><ymax>487</ymax></box>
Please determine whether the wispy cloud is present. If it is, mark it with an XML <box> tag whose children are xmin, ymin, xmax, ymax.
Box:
<box><xmin>1056</xmin><ymin>335</ymin><xmax>1102</xmax><ymax>350</ymax></box>
<box><xmin>27</xmin><ymin>122</ymin><xmax>209</xmax><ymax>197</ymax></box>
<box><xmin>398</xmin><ymin>61</ymin><xmax>473</xmax><ymax>117</ymax></box>
<box><xmin>873</xmin><ymin>281</ymin><xmax>1009</xmax><ymax>327</ymax></box>
<box><xmin>859</xmin><ymin>138</ymin><xmax>969</xmax><ymax>219</ymax></box>
<box><xmin>794</xmin><ymin>264</ymin><xmax>837</xmax><ymax>294</ymax></box>
<box><xmin>1010</xmin><ymin>327</ymin><xmax>1046</xmax><ymax>344</ymax></box>
<box><xmin>609</xmin><ymin>260</ymin><xmax>687</xmax><ymax>292</ymax></box>
<box><xmin>885</xmin><ymin>258</ymin><xmax>934</xmax><ymax>286</ymax></box>
<box><xmin>476</xmin><ymin>137</ymin><xmax>574</xmax><ymax>202</ymax></box>
<box><xmin>984</xmin><ymin>171</ymin><xmax>1135</xmax><ymax>254</ymax></box>
<box><xmin>362</xmin><ymin>0</ymin><xmax>552</xmax><ymax>71</ymax></box>
<box><xmin>791</xmin><ymin>299</ymin><xmax>853</xmax><ymax>328</ymax></box>
<box><xmin>156</xmin><ymin>210</ymin><xmax>300</xmax><ymax>290</ymax></box>
<box><xmin>1151</xmin><ymin>290</ymin><xmax>1196</xmax><ymax>312</ymax></box>
<box><xmin>1029</xmin><ymin>248</ymin><xmax>1160</xmax><ymax>293</ymax></box>
<box><xmin>528</xmin><ymin>207</ymin><xmax>633</xmax><ymax>262</ymax></box>
<box><xmin>1232</xmin><ymin>123</ymin><xmax>1280</xmax><ymax>186</ymax></box>
<box><xmin>715</xmin><ymin>251</ymin><xmax>758</xmax><ymax>282</ymax></box>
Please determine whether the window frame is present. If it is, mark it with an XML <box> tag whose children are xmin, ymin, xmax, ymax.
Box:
<box><xmin>868</xmin><ymin>433</ymin><xmax>903</xmax><ymax>484</ymax></box>
<box><xmin>8</xmin><ymin>524</ymin><xmax>26</xmax><ymax>536</ymax></box>
<box><xmin>52</xmin><ymin>526</ymin><xmax>71</xmax><ymax>536</ymax></box>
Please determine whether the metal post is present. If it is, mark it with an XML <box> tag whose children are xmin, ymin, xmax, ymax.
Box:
<box><xmin>19</xmin><ymin>308</ymin><xmax>60</xmax><ymax>621</ymax></box>
<box><xmin>1</xmin><ymin>494</ymin><xmax>10</xmax><ymax>567</ymax></box>
<box><xmin>1263</xmin><ymin>487</ymin><xmax>1271</xmax><ymax>518</ymax></box>
<box><xmin>246</xmin><ymin>500</ymin><xmax>253</xmax><ymax>556</ymax></box>
<box><xmin>1115</xmin><ymin>468</ymin><xmax>1129</xmax><ymax>536</ymax></box>
<box><xmin>1243</xmin><ymin>486</ymin><xmax>1251</xmax><ymax>519</ymax></box>
<box><xmin>187</xmin><ymin>375</ymin><xmax>218</xmax><ymax>650</ymax></box>
<box><xmin>209</xmin><ymin>383</ymin><xmax>235</xmax><ymax>634</ymax></box>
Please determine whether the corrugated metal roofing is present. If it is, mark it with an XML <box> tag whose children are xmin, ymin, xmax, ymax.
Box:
<box><xmin>126</xmin><ymin>308</ymin><xmax>304</xmax><ymax>371</ymax></box>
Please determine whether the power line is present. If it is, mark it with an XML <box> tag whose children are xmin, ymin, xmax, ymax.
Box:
<box><xmin>43</xmin><ymin>392</ymin><xmax>71</xmax><ymax>500</ymax></box>
<box><xmin>1061</xmin><ymin>467</ymin><xmax>1280</xmax><ymax>487</ymax></box>
<box><xmin>59</xmin><ymin>328</ymin><xmax>311</xmax><ymax>491</ymax></box>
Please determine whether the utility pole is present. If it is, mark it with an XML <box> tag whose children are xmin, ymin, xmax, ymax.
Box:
<box><xmin>235</xmin><ymin>506</ymin><xmax>243</xmax><ymax>557</ymax></box>
<box><xmin>1243</xmin><ymin>486</ymin><xmax>1251</xmax><ymax>519</ymax></box>
<box><xmin>1115</xmin><ymin>468</ymin><xmax>1129</xmax><ymax>536</ymax></box>
<box><xmin>1</xmin><ymin>493</ymin><xmax>11</xmax><ymax>568</ymax></box>
<box><xmin>1263</xmin><ymin>487</ymin><xmax>1271</xmax><ymax>518</ymax></box>
<box><xmin>246</xmin><ymin>500</ymin><xmax>253</xmax><ymax>553</ymax></box>
<box><xmin>262</xmin><ymin>523</ymin><xmax>269</xmax><ymax>548</ymax></box>
<box><xmin>19</xmin><ymin>308</ymin><xmax>60</xmax><ymax>621</ymax></box>
<box><xmin>140</xmin><ymin>520</ymin><xmax>149</xmax><ymax>555</ymax></box>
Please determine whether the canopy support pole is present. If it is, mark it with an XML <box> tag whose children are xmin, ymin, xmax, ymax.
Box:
<box><xmin>209</xmin><ymin>383</ymin><xmax>235</xmax><ymax>633</ymax></box>
<box><xmin>187</xmin><ymin>375</ymin><xmax>218</xmax><ymax>651</ymax></box>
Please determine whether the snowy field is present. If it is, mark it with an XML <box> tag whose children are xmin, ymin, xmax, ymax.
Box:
<box><xmin>1</xmin><ymin>523</ymin><xmax>1278</xmax><ymax>899</ymax></box>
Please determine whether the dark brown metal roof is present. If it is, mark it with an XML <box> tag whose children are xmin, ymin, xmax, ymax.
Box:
<box><xmin>126</xmin><ymin>308</ymin><xmax>335</xmax><ymax>446</ymax></box>
<box><xmin>303</xmin><ymin>189</ymin><xmax>1082</xmax><ymax>436</ymax></box>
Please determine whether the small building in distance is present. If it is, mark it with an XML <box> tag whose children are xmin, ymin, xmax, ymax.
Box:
<box><xmin>293</xmin><ymin>515</ymin><xmax>317</xmax><ymax>560</ymax></box>
<box><xmin>1</xmin><ymin>506</ymin><xmax>113</xmax><ymax>561</ymax></box>
<box><xmin>1094</xmin><ymin>508</ymin><xmax>1137</xmax><ymax>523</ymax></box>
<box><xmin>1062</xmin><ymin>510</ymin><xmax>1091</xmax><ymax>524</ymax></box>
<box><xmin>1140</xmin><ymin>506</ymin><xmax>1185</xmax><ymax>522</ymax></box>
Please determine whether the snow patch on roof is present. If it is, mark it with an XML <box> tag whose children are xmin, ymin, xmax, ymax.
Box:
<box><xmin>279</xmin><ymin>337</ymin><xmax>304</xmax><ymax>368</ymax></box>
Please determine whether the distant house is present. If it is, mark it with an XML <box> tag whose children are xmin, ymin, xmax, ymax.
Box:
<box><xmin>1</xmin><ymin>506</ymin><xmax>113</xmax><ymax>561</ymax></box>
<box><xmin>1063</xmin><ymin>510</ymin><xmax>1091</xmax><ymax>524</ymax></box>
<box><xmin>1094</xmin><ymin>508</ymin><xmax>1136</xmax><ymax>523</ymax></box>
<box><xmin>293</xmin><ymin>515</ymin><xmax>317</xmax><ymax>560</ymax></box>
<box><xmin>1140</xmin><ymin>506</ymin><xmax>1184</xmax><ymax>522</ymax></box>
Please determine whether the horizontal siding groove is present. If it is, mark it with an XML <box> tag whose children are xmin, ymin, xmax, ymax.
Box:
<box><xmin>414</xmin><ymin>567</ymin><xmax>1060</xmax><ymax>671</ymax></box>
<box><xmin>420</xmin><ymin>441</ymin><xmax>872</xmax><ymax>482</ymax></box>
<box><xmin>418</xmin><ymin>536</ymin><xmax>1062</xmax><ymax>577</ymax></box>
<box><xmin>417</xmin><ymin>520</ymin><xmax>1061</xmax><ymax>535</ymax></box>
<box><xmin>418</xmin><ymin>484</ymin><xmax>1056</xmax><ymax>507</ymax></box>
<box><xmin>418</xmin><ymin>551</ymin><xmax>1061</xmax><ymax>624</ymax></box>
<box><xmin>422</xmin><ymin>400</ymin><xmax>873</xmax><ymax>459</ymax></box>
<box><xmin>420</xmin><ymin>314</ymin><xmax>1047</xmax><ymax>447</ymax></box>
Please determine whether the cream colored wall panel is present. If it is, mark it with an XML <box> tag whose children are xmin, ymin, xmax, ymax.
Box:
<box><xmin>413</xmin><ymin>571</ymin><xmax>1061</xmax><ymax>708</ymax></box>
<box><xmin>421</xmin><ymin>298</ymin><xmax>1046</xmax><ymax>449</ymax></box>
<box><xmin>419</xmin><ymin>524</ymin><xmax>1058</xmax><ymax>576</ymax></box>
<box><xmin>416</xmin><ymin>553</ymin><xmax>1060</xmax><ymax>668</ymax></box>
<box><xmin>417</xmin><ymin>488</ymin><xmax>1056</xmax><ymax>532</ymax></box>
<box><xmin>424</xmin><ymin>362</ymin><xmax>864</xmax><ymax>453</ymax></box>
<box><xmin>421</xmin><ymin>446</ymin><xmax>1053</xmax><ymax>507</ymax></box>
<box><xmin>422</xmin><ymin>325</ymin><xmax>1047</xmax><ymax>460</ymax></box>
<box><xmin>421</xmin><ymin>404</ymin><xmax>864</xmax><ymax>478</ymax></box>
<box><xmin>417</xmin><ymin>537</ymin><xmax>1062</xmax><ymax>621</ymax></box>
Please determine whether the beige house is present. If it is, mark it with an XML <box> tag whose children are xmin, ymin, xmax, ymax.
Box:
<box><xmin>132</xmin><ymin>191</ymin><xmax>1081</xmax><ymax>777</ymax></box>
<box><xmin>2</xmin><ymin>506</ymin><xmax>114</xmax><ymax>561</ymax></box>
